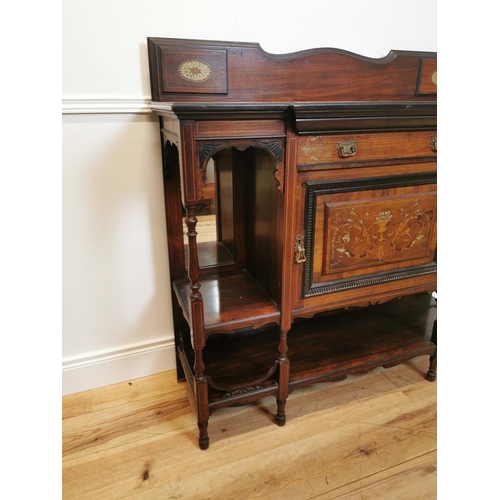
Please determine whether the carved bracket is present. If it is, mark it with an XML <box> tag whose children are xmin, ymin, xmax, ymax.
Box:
<box><xmin>161</xmin><ymin>139</ymin><xmax>179</xmax><ymax>182</ymax></box>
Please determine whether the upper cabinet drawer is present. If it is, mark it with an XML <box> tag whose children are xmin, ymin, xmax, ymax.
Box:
<box><xmin>297</xmin><ymin>131</ymin><xmax>437</xmax><ymax>170</ymax></box>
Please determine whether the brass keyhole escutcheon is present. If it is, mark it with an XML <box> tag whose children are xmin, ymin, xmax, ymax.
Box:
<box><xmin>295</xmin><ymin>235</ymin><xmax>306</xmax><ymax>264</ymax></box>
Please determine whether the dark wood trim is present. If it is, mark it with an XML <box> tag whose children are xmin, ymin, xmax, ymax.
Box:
<box><xmin>148</xmin><ymin>37</ymin><xmax>436</xmax><ymax>64</ymax></box>
<box><xmin>171</xmin><ymin>103</ymin><xmax>291</xmax><ymax>121</ymax></box>
<box><xmin>293</xmin><ymin>101</ymin><xmax>436</xmax><ymax>133</ymax></box>
<box><xmin>305</xmin><ymin>263</ymin><xmax>437</xmax><ymax>298</ymax></box>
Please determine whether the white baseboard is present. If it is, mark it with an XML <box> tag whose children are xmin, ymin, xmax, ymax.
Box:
<box><xmin>62</xmin><ymin>338</ymin><xmax>177</xmax><ymax>396</ymax></box>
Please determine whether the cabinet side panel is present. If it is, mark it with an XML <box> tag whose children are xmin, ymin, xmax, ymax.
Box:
<box><xmin>214</xmin><ymin>150</ymin><xmax>235</xmax><ymax>255</ymax></box>
<box><xmin>244</xmin><ymin>148</ymin><xmax>282</xmax><ymax>305</ymax></box>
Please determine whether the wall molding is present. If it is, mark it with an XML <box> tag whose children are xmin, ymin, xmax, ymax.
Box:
<box><xmin>62</xmin><ymin>97</ymin><xmax>152</xmax><ymax>114</ymax></box>
<box><xmin>62</xmin><ymin>337</ymin><xmax>176</xmax><ymax>395</ymax></box>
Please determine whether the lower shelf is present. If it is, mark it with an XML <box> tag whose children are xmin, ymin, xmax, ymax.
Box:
<box><xmin>288</xmin><ymin>294</ymin><xmax>436</xmax><ymax>389</ymax></box>
<box><xmin>178</xmin><ymin>293</ymin><xmax>436</xmax><ymax>410</ymax></box>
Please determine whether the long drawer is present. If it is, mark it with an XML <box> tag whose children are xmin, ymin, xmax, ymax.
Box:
<box><xmin>297</xmin><ymin>131</ymin><xmax>437</xmax><ymax>170</ymax></box>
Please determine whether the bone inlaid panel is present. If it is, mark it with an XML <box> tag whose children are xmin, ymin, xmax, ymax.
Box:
<box><xmin>324</xmin><ymin>194</ymin><xmax>435</xmax><ymax>274</ymax></box>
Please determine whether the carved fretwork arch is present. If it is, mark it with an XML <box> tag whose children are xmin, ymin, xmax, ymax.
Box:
<box><xmin>196</xmin><ymin>138</ymin><xmax>285</xmax><ymax>193</ymax></box>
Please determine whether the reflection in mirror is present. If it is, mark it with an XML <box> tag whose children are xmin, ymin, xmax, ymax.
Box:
<box><xmin>183</xmin><ymin>153</ymin><xmax>235</xmax><ymax>268</ymax></box>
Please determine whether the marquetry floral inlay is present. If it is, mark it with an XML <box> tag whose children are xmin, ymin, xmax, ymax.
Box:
<box><xmin>325</xmin><ymin>197</ymin><xmax>435</xmax><ymax>272</ymax></box>
<box><xmin>178</xmin><ymin>60</ymin><xmax>212</xmax><ymax>82</ymax></box>
<box><xmin>302</xmin><ymin>136</ymin><xmax>324</xmax><ymax>161</ymax></box>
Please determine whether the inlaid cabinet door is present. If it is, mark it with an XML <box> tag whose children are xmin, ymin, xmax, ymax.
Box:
<box><xmin>301</xmin><ymin>173</ymin><xmax>437</xmax><ymax>299</ymax></box>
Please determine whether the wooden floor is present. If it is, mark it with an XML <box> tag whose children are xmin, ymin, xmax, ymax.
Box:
<box><xmin>62</xmin><ymin>357</ymin><xmax>437</xmax><ymax>499</ymax></box>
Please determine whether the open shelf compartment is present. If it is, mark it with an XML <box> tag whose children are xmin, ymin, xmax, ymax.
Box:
<box><xmin>178</xmin><ymin>293</ymin><xmax>436</xmax><ymax>409</ymax></box>
<box><xmin>172</xmin><ymin>269</ymin><xmax>281</xmax><ymax>335</ymax></box>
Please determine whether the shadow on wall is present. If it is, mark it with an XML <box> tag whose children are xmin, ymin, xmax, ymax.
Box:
<box><xmin>62</xmin><ymin>112</ymin><xmax>174</xmax><ymax>361</ymax></box>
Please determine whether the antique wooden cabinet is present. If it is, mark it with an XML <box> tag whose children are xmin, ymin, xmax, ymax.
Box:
<box><xmin>147</xmin><ymin>37</ymin><xmax>437</xmax><ymax>449</ymax></box>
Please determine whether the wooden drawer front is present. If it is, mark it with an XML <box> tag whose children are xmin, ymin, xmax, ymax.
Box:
<box><xmin>195</xmin><ymin>119</ymin><xmax>285</xmax><ymax>139</ymax></box>
<box><xmin>297</xmin><ymin>131</ymin><xmax>437</xmax><ymax>169</ymax></box>
<box><xmin>302</xmin><ymin>172</ymin><xmax>437</xmax><ymax>298</ymax></box>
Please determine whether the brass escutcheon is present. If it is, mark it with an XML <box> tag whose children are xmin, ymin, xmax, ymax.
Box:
<box><xmin>295</xmin><ymin>235</ymin><xmax>306</xmax><ymax>264</ymax></box>
<box><xmin>337</xmin><ymin>141</ymin><xmax>357</xmax><ymax>158</ymax></box>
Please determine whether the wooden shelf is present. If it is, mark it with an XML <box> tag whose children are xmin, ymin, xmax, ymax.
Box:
<box><xmin>178</xmin><ymin>294</ymin><xmax>436</xmax><ymax>409</ymax></box>
<box><xmin>172</xmin><ymin>270</ymin><xmax>280</xmax><ymax>335</ymax></box>
<box><xmin>288</xmin><ymin>294</ymin><xmax>436</xmax><ymax>389</ymax></box>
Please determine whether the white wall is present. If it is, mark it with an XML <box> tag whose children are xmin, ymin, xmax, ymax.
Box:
<box><xmin>62</xmin><ymin>0</ymin><xmax>437</xmax><ymax>395</ymax></box>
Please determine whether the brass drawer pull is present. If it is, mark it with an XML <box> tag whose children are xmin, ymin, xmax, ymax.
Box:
<box><xmin>430</xmin><ymin>136</ymin><xmax>437</xmax><ymax>152</ymax></box>
<box><xmin>337</xmin><ymin>141</ymin><xmax>357</xmax><ymax>158</ymax></box>
<box><xmin>295</xmin><ymin>235</ymin><xmax>306</xmax><ymax>264</ymax></box>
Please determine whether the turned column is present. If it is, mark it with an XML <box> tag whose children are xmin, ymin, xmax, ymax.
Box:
<box><xmin>274</xmin><ymin>134</ymin><xmax>297</xmax><ymax>426</ymax></box>
<box><xmin>179</xmin><ymin>121</ymin><xmax>210</xmax><ymax>449</ymax></box>
<box><xmin>185</xmin><ymin>205</ymin><xmax>209</xmax><ymax>449</ymax></box>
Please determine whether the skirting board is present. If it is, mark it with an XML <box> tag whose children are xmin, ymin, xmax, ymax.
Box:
<box><xmin>62</xmin><ymin>338</ymin><xmax>177</xmax><ymax>396</ymax></box>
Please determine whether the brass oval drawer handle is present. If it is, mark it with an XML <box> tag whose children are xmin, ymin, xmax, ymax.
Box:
<box><xmin>430</xmin><ymin>136</ymin><xmax>437</xmax><ymax>152</ymax></box>
<box><xmin>337</xmin><ymin>141</ymin><xmax>357</xmax><ymax>158</ymax></box>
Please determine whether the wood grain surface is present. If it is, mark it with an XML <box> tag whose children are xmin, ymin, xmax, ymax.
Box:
<box><xmin>63</xmin><ymin>357</ymin><xmax>436</xmax><ymax>499</ymax></box>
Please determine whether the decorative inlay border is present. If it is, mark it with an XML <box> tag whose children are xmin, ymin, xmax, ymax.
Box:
<box><xmin>302</xmin><ymin>172</ymin><xmax>437</xmax><ymax>298</ymax></box>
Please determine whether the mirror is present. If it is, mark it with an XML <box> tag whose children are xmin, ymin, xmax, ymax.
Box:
<box><xmin>184</xmin><ymin>153</ymin><xmax>235</xmax><ymax>268</ymax></box>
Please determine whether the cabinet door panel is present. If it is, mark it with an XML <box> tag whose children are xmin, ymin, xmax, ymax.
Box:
<box><xmin>302</xmin><ymin>172</ymin><xmax>437</xmax><ymax>298</ymax></box>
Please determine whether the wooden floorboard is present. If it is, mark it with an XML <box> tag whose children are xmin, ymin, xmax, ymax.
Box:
<box><xmin>62</xmin><ymin>356</ymin><xmax>436</xmax><ymax>499</ymax></box>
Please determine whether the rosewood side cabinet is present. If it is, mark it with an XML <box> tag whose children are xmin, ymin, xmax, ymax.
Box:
<box><xmin>147</xmin><ymin>38</ymin><xmax>437</xmax><ymax>449</ymax></box>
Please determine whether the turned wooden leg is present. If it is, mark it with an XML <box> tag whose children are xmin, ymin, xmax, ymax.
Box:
<box><xmin>194</xmin><ymin>345</ymin><xmax>210</xmax><ymax>450</ymax></box>
<box><xmin>275</xmin><ymin>328</ymin><xmax>290</xmax><ymax>426</ymax></box>
<box><xmin>196</xmin><ymin>380</ymin><xmax>210</xmax><ymax>450</ymax></box>
<box><xmin>276</xmin><ymin>396</ymin><xmax>287</xmax><ymax>426</ymax></box>
<box><xmin>426</xmin><ymin>319</ymin><xmax>437</xmax><ymax>382</ymax></box>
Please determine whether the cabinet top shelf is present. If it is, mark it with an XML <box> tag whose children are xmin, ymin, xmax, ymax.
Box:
<box><xmin>149</xmin><ymin>100</ymin><xmax>437</xmax><ymax>133</ymax></box>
